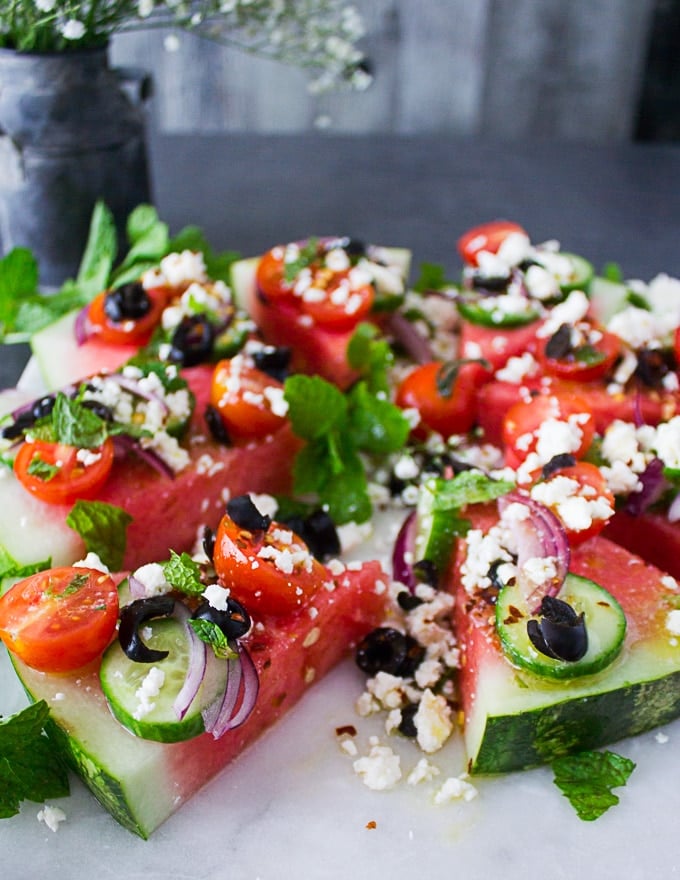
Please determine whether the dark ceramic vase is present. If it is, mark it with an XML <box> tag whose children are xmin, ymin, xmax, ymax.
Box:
<box><xmin>0</xmin><ymin>46</ymin><xmax>152</xmax><ymax>287</ymax></box>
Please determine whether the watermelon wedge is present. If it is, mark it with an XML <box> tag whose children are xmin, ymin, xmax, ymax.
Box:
<box><xmin>11</xmin><ymin>558</ymin><xmax>388</xmax><ymax>838</ymax></box>
<box><xmin>451</xmin><ymin>506</ymin><xmax>680</xmax><ymax>774</ymax></box>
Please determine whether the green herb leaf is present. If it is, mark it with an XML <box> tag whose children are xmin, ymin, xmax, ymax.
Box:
<box><xmin>346</xmin><ymin>322</ymin><xmax>394</xmax><ymax>393</ymax></box>
<box><xmin>0</xmin><ymin>247</ymin><xmax>40</xmax><ymax>341</ymax></box>
<box><xmin>601</xmin><ymin>262</ymin><xmax>624</xmax><ymax>283</ymax></box>
<box><xmin>188</xmin><ymin>619</ymin><xmax>237</xmax><ymax>659</ymax></box>
<box><xmin>27</xmin><ymin>455</ymin><xmax>59</xmax><ymax>482</ymax></box>
<box><xmin>412</xmin><ymin>262</ymin><xmax>455</xmax><ymax>293</ymax></box>
<box><xmin>0</xmin><ymin>546</ymin><xmax>51</xmax><ymax>595</ymax></box>
<box><xmin>347</xmin><ymin>381</ymin><xmax>410</xmax><ymax>454</ymax></box>
<box><xmin>284</xmin><ymin>374</ymin><xmax>348</xmax><ymax>440</ymax></box>
<box><xmin>66</xmin><ymin>500</ymin><xmax>133</xmax><ymax>571</ymax></box>
<box><xmin>0</xmin><ymin>701</ymin><xmax>69</xmax><ymax>819</ymax></box>
<box><xmin>75</xmin><ymin>200</ymin><xmax>118</xmax><ymax>299</ymax></box>
<box><xmin>46</xmin><ymin>393</ymin><xmax>109</xmax><ymax>449</ymax></box>
<box><xmin>169</xmin><ymin>225</ymin><xmax>240</xmax><ymax>284</ymax></box>
<box><xmin>110</xmin><ymin>205</ymin><xmax>169</xmax><ymax>286</ymax></box>
<box><xmin>162</xmin><ymin>551</ymin><xmax>204</xmax><ymax>596</ymax></box>
<box><xmin>552</xmin><ymin>749</ymin><xmax>636</xmax><ymax>821</ymax></box>
<box><xmin>283</xmin><ymin>238</ymin><xmax>319</xmax><ymax>282</ymax></box>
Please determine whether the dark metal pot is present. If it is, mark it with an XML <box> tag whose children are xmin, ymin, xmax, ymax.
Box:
<box><xmin>0</xmin><ymin>46</ymin><xmax>152</xmax><ymax>287</ymax></box>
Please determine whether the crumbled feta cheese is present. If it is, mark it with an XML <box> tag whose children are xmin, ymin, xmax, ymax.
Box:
<box><xmin>73</xmin><ymin>552</ymin><xmax>109</xmax><ymax>573</ymax></box>
<box><xmin>37</xmin><ymin>805</ymin><xmax>66</xmax><ymax>832</ymax></box>
<box><xmin>133</xmin><ymin>666</ymin><xmax>165</xmax><ymax>720</ymax></box>
<box><xmin>414</xmin><ymin>689</ymin><xmax>454</xmax><ymax>753</ymax></box>
<box><xmin>433</xmin><ymin>775</ymin><xmax>478</xmax><ymax>805</ymax></box>
<box><xmin>353</xmin><ymin>743</ymin><xmax>402</xmax><ymax>790</ymax></box>
<box><xmin>203</xmin><ymin>582</ymin><xmax>230</xmax><ymax>610</ymax></box>
<box><xmin>132</xmin><ymin>562</ymin><xmax>171</xmax><ymax>597</ymax></box>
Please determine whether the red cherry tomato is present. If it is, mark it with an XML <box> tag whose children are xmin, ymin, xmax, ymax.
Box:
<box><xmin>502</xmin><ymin>391</ymin><xmax>595</xmax><ymax>470</ymax></box>
<box><xmin>535</xmin><ymin>321</ymin><xmax>621</xmax><ymax>383</ymax></box>
<box><xmin>457</xmin><ymin>220</ymin><xmax>528</xmax><ymax>267</ymax></box>
<box><xmin>395</xmin><ymin>361</ymin><xmax>481</xmax><ymax>438</ymax></box>
<box><xmin>210</xmin><ymin>358</ymin><xmax>288</xmax><ymax>442</ymax></box>
<box><xmin>532</xmin><ymin>462</ymin><xmax>615</xmax><ymax>546</ymax></box>
<box><xmin>255</xmin><ymin>246</ymin><xmax>296</xmax><ymax>302</ymax></box>
<box><xmin>213</xmin><ymin>514</ymin><xmax>326</xmax><ymax>616</ymax></box>
<box><xmin>14</xmin><ymin>438</ymin><xmax>115</xmax><ymax>505</ymax></box>
<box><xmin>300</xmin><ymin>270</ymin><xmax>375</xmax><ymax>331</ymax></box>
<box><xmin>0</xmin><ymin>566</ymin><xmax>119</xmax><ymax>672</ymax></box>
<box><xmin>87</xmin><ymin>285</ymin><xmax>168</xmax><ymax>345</ymax></box>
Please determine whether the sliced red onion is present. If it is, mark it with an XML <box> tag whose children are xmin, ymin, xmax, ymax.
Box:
<box><xmin>74</xmin><ymin>305</ymin><xmax>93</xmax><ymax>345</ymax></box>
<box><xmin>105</xmin><ymin>372</ymin><xmax>170</xmax><ymax>415</ymax></box>
<box><xmin>219</xmin><ymin>645</ymin><xmax>259</xmax><ymax>732</ymax></box>
<box><xmin>625</xmin><ymin>457</ymin><xmax>668</xmax><ymax>516</ymax></box>
<box><xmin>668</xmin><ymin>492</ymin><xmax>680</xmax><ymax>523</ymax></box>
<box><xmin>112</xmin><ymin>433</ymin><xmax>175</xmax><ymax>479</ymax></box>
<box><xmin>392</xmin><ymin>511</ymin><xmax>418</xmax><ymax>591</ymax></box>
<box><xmin>498</xmin><ymin>491</ymin><xmax>570</xmax><ymax>613</ymax></box>
<box><xmin>201</xmin><ymin>643</ymin><xmax>259</xmax><ymax>739</ymax></box>
<box><xmin>127</xmin><ymin>573</ymin><xmax>148</xmax><ymax>600</ymax></box>
<box><xmin>173</xmin><ymin>608</ymin><xmax>208</xmax><ymax>722</ymax></box>
<box><xmin>386</xmin><ymin>311</ymin><xmax>434</xmax><ymax>365</ymax></box>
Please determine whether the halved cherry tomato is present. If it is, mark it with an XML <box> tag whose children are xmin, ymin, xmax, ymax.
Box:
<box><xmin>457</xmin><ymin>220</ymin><xmax>527</xmax><ymax>267</ymax></box>
<box><xmin>213</xmin><ymin>514</ymin><xmax>326</xmax><ymax>616</ymax></box>
<box><xmin>210</xmin><ymin>358</ymin><xmax>288</xmax><ymax>442</ymax></box>
<box><xmin>255</xmin><ymin>246</ymin><xmax>297</xmax><ymax>302</ymax></box>
<box><xmin>14</xmin><ymin>438</ymin><xmax>115</xmax><ymax>505</ymax></box>
<box><xmin>300</xmin><ymin>270</ymin><xmax>374</xmax><ymax>331</ymax></box>
<box><xmin>502</xmin><ymin>391</ymin><xmax>595</xmax><ymax>470</ymax></box>
<box><xmin>395</xmin><ymin>360</ymin><xmax>481</xmax><ymax>438</ymax></box>
<box><xmin>532</xmin><ymin>462</ymin><xmax>615</xmax><ymax>546</ymax></box>
<box><xmin>0</xmin><ymin>566</ymin><xmax>119</xmax><ymax>672</ymax></box>
<box><xmin>535</xmin><ymin>320</ymin><xmax>621</xmax><ymax>382</ymax></box>
<box><xmin>87</xmin><ymin>285</ymin><xmax>168</xmax><ymax>345</ymax></box>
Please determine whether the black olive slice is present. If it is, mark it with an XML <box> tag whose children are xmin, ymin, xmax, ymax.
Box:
<box><xmin>398</xmin><ymin>703</ymin><xmax>418</xmax><ymax>738</ymax></box>
<box><xmin>226</xmin><ymin>494</ymin><xmax>271</xmax><ymax>532</ymax></box>
<box><xmin>413</xmin><ymin>558</ymin><xmax>438</xmax><ymax>587</ymax></box>
<box><xmin>545</xmin><ymin>323</ymin><xmax>574</xmax><ymax>360</ymax></box>
<box><xmin>355</xmin><ymin>627</ymin><xmax>425</xmax><ymax>678</ymax></box>
<box><xmin>287</xmin><ymin>509</ymin><xmax>340</xmax><ymax>561</ymax></box>
<box><xmin>168</xmin><ymin>314</ymin><xmax>215</xmax><ymax>367</ymax></box>
<box><xmin>104</xmin><ymin>282</ymin><xmax>152</xmax><ymax>322</ymax></box>
<box><xmin>202</xmin><ymin>525</ymin><xmax>216</xmax><ymax>562</ymax></box>
<box><xmin>527</xmin><ymin>595</ymin><xmax>588</xmax><ymax>662</ymax></box>
<box><xmin>204</xmin><ymin>403</ymin><xmax>232</xmax><ymax>446</ymax></box>
<box><xmin>541</xmin><ymin>452</ymin><xmax>577</xmax><ymax>480</ymax></box>
<box><xmin>192</xmin><ymin>596</ymin><xmax>251</xmax><ymax>640</ymax></box>
<box><xmin>118</xmin><ymin>596</ymin><xmax>176</xmax><ymax>663</ymax></box>
<box><xmin>252</xmin><ymin>346</ymin><xmax>292</xmax><ymax>382</ymax></box>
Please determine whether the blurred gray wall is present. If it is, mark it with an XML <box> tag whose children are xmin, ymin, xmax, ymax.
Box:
<box><xmin>111</xmin><ymin>0</ymin><xmax>658</xmax><ymax>141</ymax></box>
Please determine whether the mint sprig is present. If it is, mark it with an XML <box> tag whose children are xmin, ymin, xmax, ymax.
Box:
<box><xmin>188</xmin><ymin>619</ymin><xmax>236</xmax><ymax>660</ymax></box>
<box><xmin>284</xmin><ymin>367</ymin><xmax>410</xmax><ymax>525</ymax></box>
<box><xmin>161</xmin><ymin>551</ymin><xmax>205</xmax><ymax>596</ymax></box>
<box><xmin>552</xmin><ymin>749</ymin><xmax>636</xmax><ymax>821</ymax></box>
<box><xmin>0</xmin><ymin>701</ymin><xmax>69</xmax><ymax>819</ymax></box>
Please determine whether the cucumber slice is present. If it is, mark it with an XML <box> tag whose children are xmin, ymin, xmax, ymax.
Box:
<box><xmin>414</xmin><ymin>477</ymin><xmax>464</xmax><ymax>577</ymax></box>
<box><xmin>559</xmin><ymin>253</ymin><xmax>594</xmax><ymax>294</ymax></box>
<box><xmin>457</xmin><ymin>296</ymin><xmax>541</xmax><ymax>328</ymax></box>
<box><xmin>496</xmin><ymin>573</ymin><xmax>626</xmax><ymax>680</ymax></box>
<box><xmin>100</xmin><ymin>617</ymin><xmax>228</xmax><ymax>743</ymax></box>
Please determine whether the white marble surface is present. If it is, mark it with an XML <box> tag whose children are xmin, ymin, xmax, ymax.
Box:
<box><xmin>3</xmin><ymin>637</ymin><xmax>680</xmax><ymax>880</ymax></box>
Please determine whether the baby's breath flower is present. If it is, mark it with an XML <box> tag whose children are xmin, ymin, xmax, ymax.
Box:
<box><xmin>60</xmin><ymin>19</ymin><xmax>86</xmax><ymax>41</ymax></box>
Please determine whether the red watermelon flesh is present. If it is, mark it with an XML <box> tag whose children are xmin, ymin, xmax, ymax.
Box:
<box><xmin>605</xmin><ymin>509</ymin><xmax>680</xmax><ymax>582</ymax></box>
<box><xmin>459</xmin><ymin>320</ymin><xmax>541</xmax><ymax>373</ymax></box>
<box><xmin>14</xmin><ymin>559</ymin><xmax>389</xmax><ymax>837</ymax></box>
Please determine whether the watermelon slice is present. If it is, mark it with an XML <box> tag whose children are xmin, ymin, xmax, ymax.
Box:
<box><xmin>451</xmin><ymin>506</ymin><xmax>680</xmax><ymax>774</ymax></box>
<box><xmin>460</xmin><ymin>319</ymin><xmax>541</xmax><ymax>373</ymax></box>
<box><xmin>0</xmin><ymin>365</ymin><xmax>300</xmax><ymax>572</ymax></box>
<box><xmin>11</xmin><ymin>558</ymin><xmax>388</xmax><ymax>838</ymax></box>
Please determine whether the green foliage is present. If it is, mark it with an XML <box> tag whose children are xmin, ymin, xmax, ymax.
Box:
<box><xmin>552</xmin><ymin>749</ymin><xmax>636</xmax><ymax>821</ymax></box>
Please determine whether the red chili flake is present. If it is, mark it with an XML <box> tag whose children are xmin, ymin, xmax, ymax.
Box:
<box><xmin>365</xmin><ymin>820</ymin><xmax>377</xmax><ymax>830</ymax></box>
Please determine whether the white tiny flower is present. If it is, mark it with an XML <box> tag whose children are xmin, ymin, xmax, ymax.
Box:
<box><xmin>164</xmin><ymin>33</ymin><xmax>181</xmax><ymax>52</ymax></box>
<box><xmin>35</xmin><ymin>0</ymin><xmax>57</xmax><ymax>11</ymax></box>
<box><xmin>61</xmin><ymin>19</ymin><xmax>86</xmax><ymax>40</ymax></box>
<box><xmin>137</xmin><ymin>0</ymin><xmax>154</xmax><ymax>18</ymax></box>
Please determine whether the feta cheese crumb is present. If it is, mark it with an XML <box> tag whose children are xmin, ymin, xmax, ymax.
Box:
<box><xmin>132</xmin><ymin>562</ymin><xmax>171</xmax><ymax>597</ymax></box>
<box><xmin>407</xmin><ymin>757</ymin><xmax>440</xmax><ymax>786</ymax></box>
<box><xmin>37</xmin><ymin>805</ymin><xmax>66</xmax><ymax>832</ymax></box>
<box><xmin>203</xmin><ymin>582</ymin><xmax>230</xmax><ymax>610</ymax></box>
<box><xmin>433</xmin><ymin>775</ymin><xmax>478</xmax><ymax>805</ymax></box>
<box><xmin>353</xmin><ymin>743</ymin><xmax>402</xmax><ymax>790</ymax></box>
<box><xmin>414</xmin><ymin>689</ymin><xmax>454</xmax><ymax>753</ymax></box>
<box><xmin>133</xmin><ymin>666</ymin><xmax>165</xmax><ymax>720</ymax></box>
<box><xmin>73</xmin><ymin>552</ymin><xmax>109</xmax><ymax>573</ymax></box>
<box><xmin>666</xmin><ymin>609</ymin><xmax>680</xmax><ymax>636</ymax></box>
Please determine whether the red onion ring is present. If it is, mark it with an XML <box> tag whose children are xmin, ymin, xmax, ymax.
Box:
<box><xmin>392</xmin><ymin>511</ymin><xmax>418</xmax><ymax>591</ymax></box>
<box><xmin>219</xmin><ymin>645</ymin><xmax>259</xmax><ymax>731</ymax></box>
<box><xmin>201</xmin><ymin>643</ymin><xmax>259</xmax><ymax>739</ymax></box>
<box><xmin>104</xmin><ymin>372</ymin><xmax>170</xmax><ymax>415</ymax></box>
<box><xmin>624</xmin><ymin>457</ymin><xmax>668</xmax><ymax>516</ymax></box>
<box><xmin>173</xmin><ymin>606</ymin><xmax>208</xmax><ymax>722</ymax></box>
<box><xmin>112</xmin><ymin>433</ymin><xmax>176</xmax><ymax>479</ymax></box>
<box><xmin>386</xmin><ymin>312</ymin><xmax>434</xmax><ymax>365</ymax></box>
<box><xmin>498</xmin><ymin>491</ymin><xmax>570</xmax><ymax>613</ymax></box>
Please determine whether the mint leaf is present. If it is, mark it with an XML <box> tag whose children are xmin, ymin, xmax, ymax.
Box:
<box><xmin>0</xmin><ymin>701</ymin><xmax>69</xmax><ymax>819</ymax></box>
<box><xmin>552</xmin><ymin>750</ymin><xmax>636</xmax><ymax>821</ymax></box>
<box><xmin>66</xmin><ymin>500</ymin><xmax>132</xmax><ymax>571</ymax></box>
<box><xmin>0</xmin><ymin>247</ymin><xmax>40</xmax><ymax>340</ymax></box>
<box><xmin>346</xmin><ymin>322</ymin><xmax>394</xmax><ymax>393</ymax></box>
<box><xmin>601</xmin><ymin>262</ymin><xmax>624</xmax><ymax>284</ymax></box>
<box><xmin>27</xmin><ymin>456</ymin><xmax>59</xmax><ymax>482</ymax></box>
<box><xmin>169</xmin><ymin>225</ymin><xmax>240</xmax><ymax>284</ymax></box>
<box><xmin>284</xmin><ymin>374</ymin><xmax>347</xmax><ymax>440</ymax></box>
<box><xmin>0</xmin><ymin>546</ymin><xmax>51</xmax><ymax>590</ymax></box>
<box><xmin>75</xmin><ymin>200</ymin><xmax>118</xmax><ymax>299</ymax></box>
<box><xmin>348</xmin><ymin>381</ymin><xmax>410</xmax><ymax>454</ymax></box>
<box><xmin>162</xmin><ymin>551</ymin><xmax>204</xmax><ymax>596</ymax></box>
<box><xmin>283</xmin><ymin>238</ymin><xmax>319</xmax><ymax>282</ymax></box>
<box><xmin>188</xmin><ymin>619</ymin><xmax>236</xmax><ymax>659</ymax></box>
<box><xmin>48</xmin><ymin>393</ymin><xmax>108</xmax><ymax>449</ymax></box>
<box><xmin>412</xmin><ymin>261</ymin><xmax>455</xmax><ymax>293</ymax></box>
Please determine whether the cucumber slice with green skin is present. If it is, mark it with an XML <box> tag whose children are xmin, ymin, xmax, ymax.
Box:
<box><xmin>414</xmin><ymin>477</ymin><xmax>466</xmax><ymax>578</ymax></box>
<box><xmin>558</xmin><ymin>253</ymin><xmax>594</xmax><ymax>294</ymax></box>
<box><xmin>496</xmin><ymin>573</ymin><xmax>626</xmax><ymax>680</ymax></box>
<box><xmin>456</xmin><ymin>296</ymin><xmax>541</xmax><ymax>328</ymax></box>
<box><xmin>100</xmin><ymin>616</ymin><xmax>228</xmax><ymax>743</ymax></box>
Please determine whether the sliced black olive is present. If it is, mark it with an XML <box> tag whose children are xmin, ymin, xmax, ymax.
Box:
<box><xmin>398</xmin><ymin>703</ymin><xmax>418</xmax><ymax>738</ymax></box>
<box><xmin>470</xmin><ymin>272</ymin><xmax>510</xmax><ymax>293</ymax></box>
<box><xmin>355</xmin><ymin>627</ymin><xmax>425</xmax><ymax>678</ymax></box>
<box><xmin>192</xmin><ymin>596</ymin><xmax>251</xmax><ymax>640</ymax></box>
<box><xmin>205</xmin><ymin>403</ymin><xmax>232</xmax><ymax>446</ymax></box>
<box><xmin>293</xmin><ymin>509</ymin><xmax>340</xmax><ymax>561</ymax></box>
<box><xmin>31</xmin><ymin>394</ymin><xmax>57</xmax><ymax>420</ymax></box>
<box><xmin>527</xmin><ymin>595</ymin><xmax>588</xmax><ymax>662</ymax></box>
<box><xmin>80</xmin><ymin>399</ymin><xmax>114</xmax><ymax>421</ymax></box>
<box><xmin>226</xmin><ymin>494</ymin><xmax>271</xmax><ymax>532</ymax></box>
<box><xmin>202</xmin><ymin>526</ymin><xmax>216</xmax><ymax>562</ymax></box>
<box><xmin>104</xmin><ymin>282</ymin><xmax>151</xmax><ymax>322</ymax></box>
<box><xmin>488</xmin><ymin>558</ymin><xmax>512</xmax><ymax>592</ymax></box>
<box><xmin>252</xmin><ymin>346</ymin><xmax>292</xmax><ymax>383</ymax></box>
<box><xmin>634</xmin><ymin>347</ymin><xmax>674</xmax><ymax>388</ymax></box>
<box><xmin>413</xmin><ymin>558</ymin><xmax>439</xmax><ymax>587</ymax></box>
<box><xmin>541</xmin><ymin>452</ymin><xmax>577</xmax><ymax>480</ymax></box>
<box><xmin>325</xmin><ymin>236</ymin><xmax>366</xmax><ymax>258</ymax></box>
<box><xmin>397</xmin><ymin>590</ymin><xmax>424</xmax><ymax>612</ymax></box>
<box><xmin>118</xmin><ymin>596</ymin><xmax>176</xmax><ymax>663</ymax></box>
<box><xmin>545</xmin><ymin>323</ymin><xmax>574</xmax><ymax>360</ymax></box>
<box><xmin>168</xmin><ymin>314</ymin><xmax>215</xmax><ymax>367</ymax></box>
<box><xmin>2</xmin><ymin>411</ymin><xmax>35</xmax><ymax>439</ymax></box>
